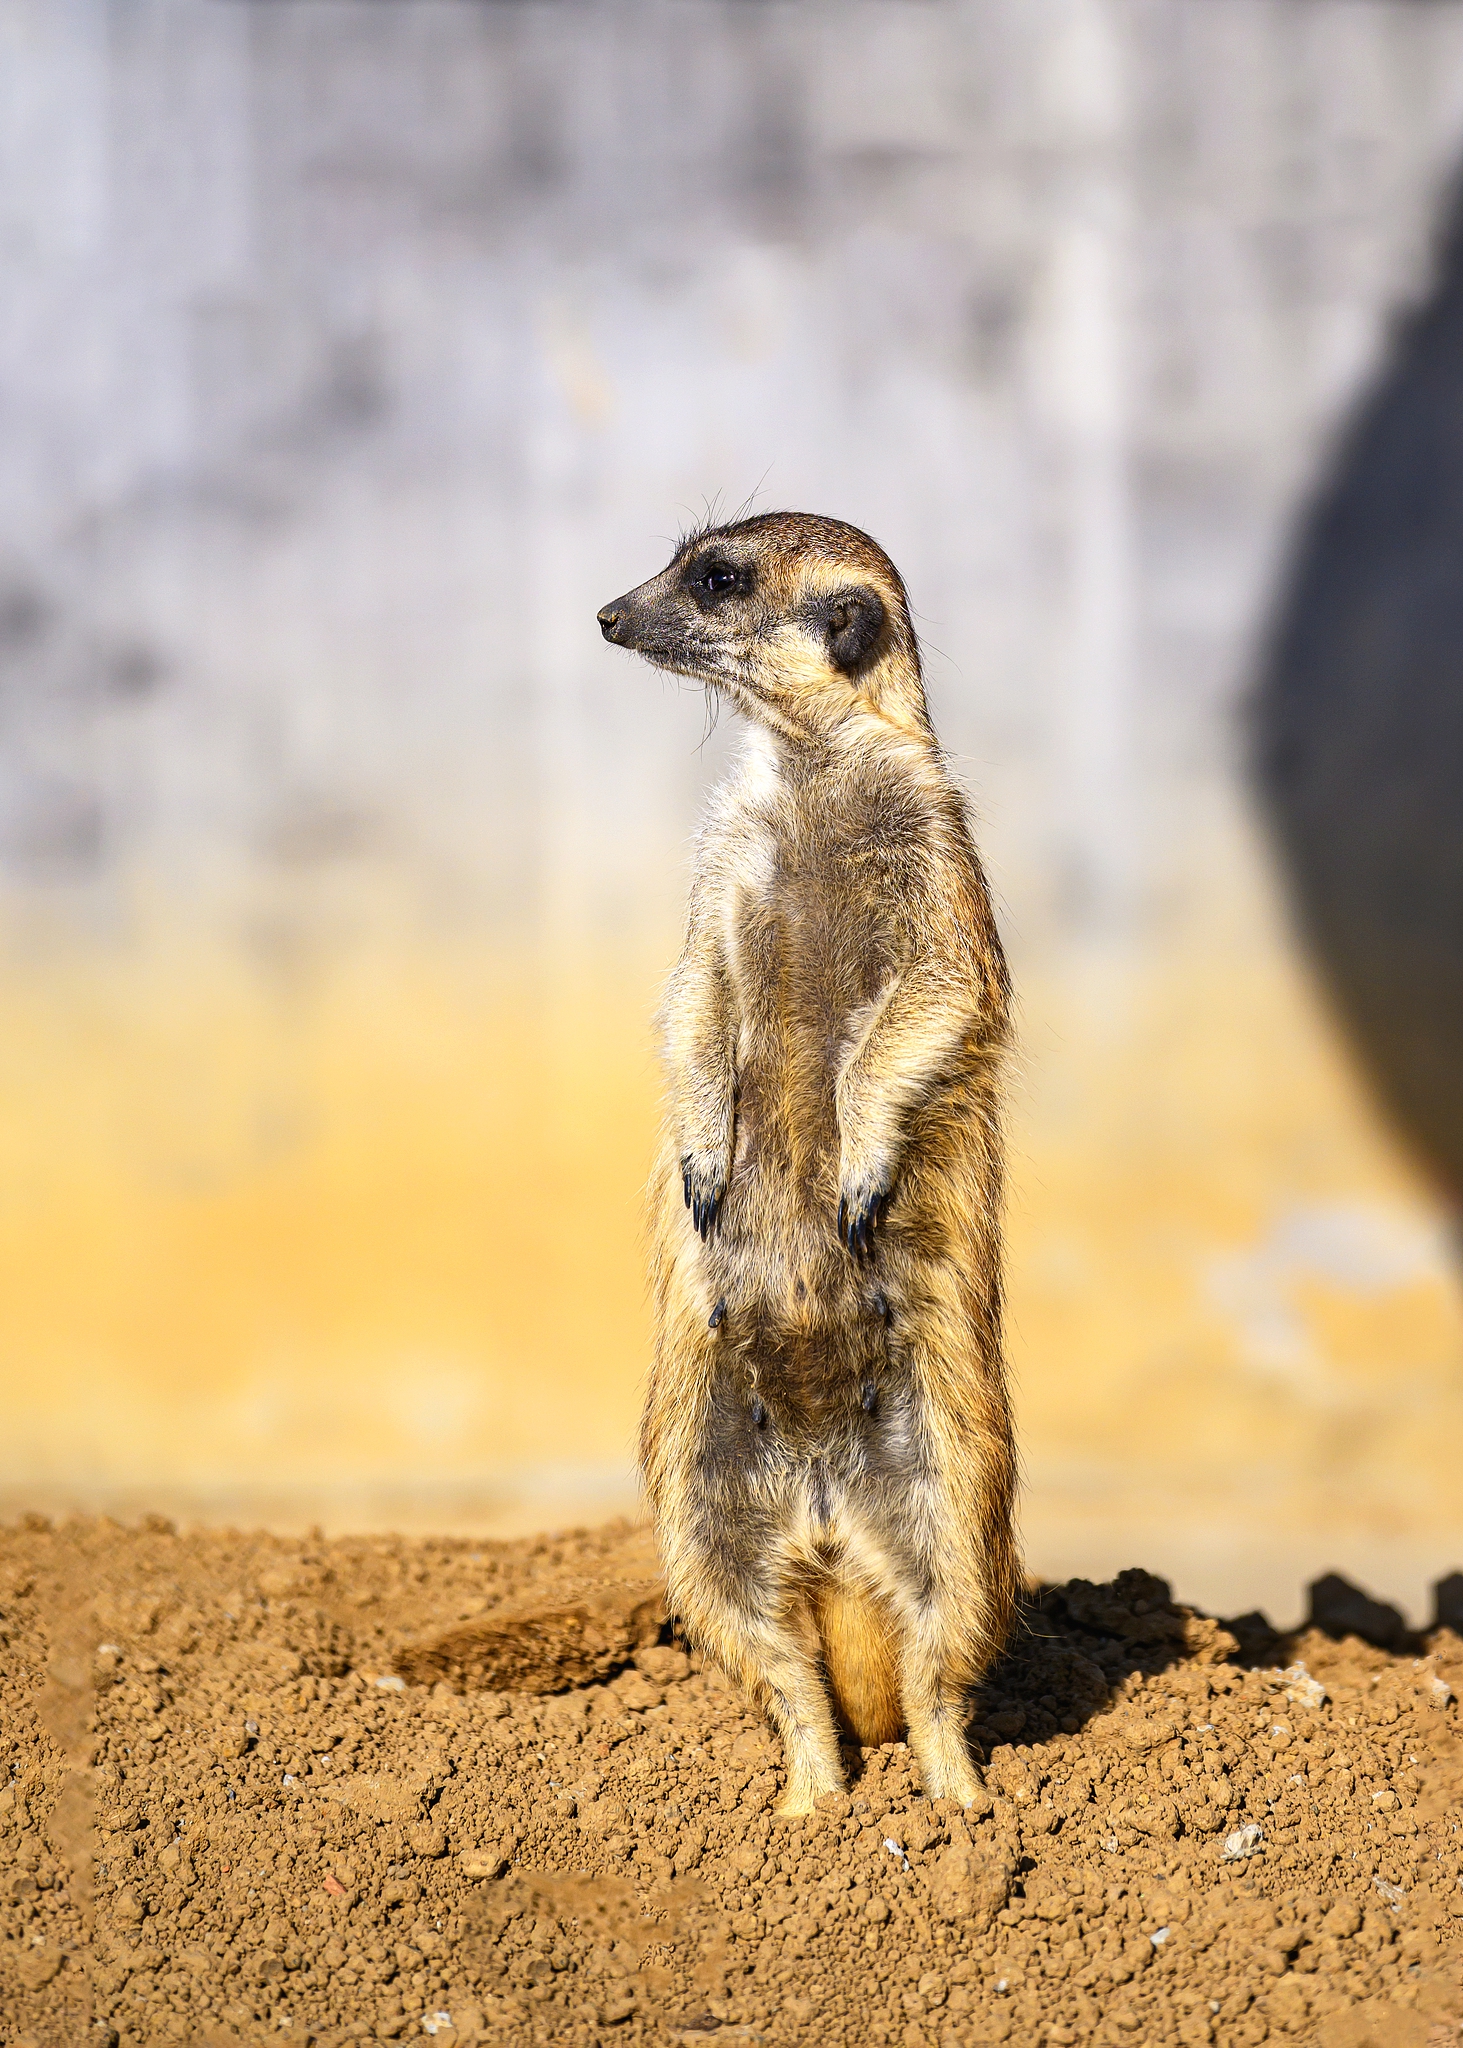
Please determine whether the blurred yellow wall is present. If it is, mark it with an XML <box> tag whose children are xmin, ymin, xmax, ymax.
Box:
<box><xmin>1007</xmin><ymin>808</ymin><xmax>1463</xmax><ymax>1625</ymax></box>
<box><xmin>4</xmin><ymin>796</ymin><xmax>1460</xmax><ymax>1626</ymax></box>
<box><xmin>0</xmin><ymin>908</ymin><xmax>662</xmax><ymax>1533</ymax></box>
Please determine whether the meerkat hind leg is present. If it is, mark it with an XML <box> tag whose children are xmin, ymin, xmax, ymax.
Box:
<box><xmin>900</xmin><ymin>1617</ymin><xmax>983</xmax><ymax>1807</ymax></box>
<box><xmin>753</xmin><ymin>1611</ymin><xmax>846</xmax><ymax>1818</ymax></box>
<box><xmin>687</xmin><ymin>1572</ymin><xmax>846</xmax><ymax>1817</ymax></box>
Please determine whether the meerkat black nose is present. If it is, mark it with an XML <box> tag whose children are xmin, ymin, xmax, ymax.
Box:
<box><xmin>597</xmin><ymin>603</ymin><xmax>624</xmax><ymax>643</ymax></box>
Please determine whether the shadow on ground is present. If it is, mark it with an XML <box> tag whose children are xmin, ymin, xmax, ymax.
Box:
<box><xmin>972</xmin><ymin>1564</ymin><xmax>1463</xmax><ymax>1751</ymax></box>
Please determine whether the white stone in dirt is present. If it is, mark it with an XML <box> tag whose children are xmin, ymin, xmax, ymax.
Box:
<box><xmin>1221</xmin><ymin>1823</ymin><xmax>1264</xmax><ymax>1860</ymax></box>
<box><xmin>1280</xmin><ymin>1663</ymin><xmax>1326</xmax><ymax>1711</ymax></box>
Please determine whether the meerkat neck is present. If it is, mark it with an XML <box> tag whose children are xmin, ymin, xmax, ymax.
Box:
<box><xmin>733</xmin><ymin>665</ymin><xmax>936</xmax><ymax>777</ymax></box>
<box><xmin>738</xmin><ymin>722</ymin><xmax>785</xmax><ymax>795</ymax></box>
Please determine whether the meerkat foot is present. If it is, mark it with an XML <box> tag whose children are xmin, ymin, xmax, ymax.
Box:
<box><xmin>942</xmin><ymin>1754</ymin><xmax>986</xmax><ymax>1809</ymax></box>
<box><xmin>908</xmin><ymin>1714</ymin><xmax>981</xmax><ymax>1807</ymax></box>
<box><xmin>774</xmin><ymin>1721</ymin><xmax>844</xmax><ymax>1818</ymax></box>
<box><xmin>776</xmin><ymin>1764</ymin><xmax>843</xmax><ymax>1819</ymax></box>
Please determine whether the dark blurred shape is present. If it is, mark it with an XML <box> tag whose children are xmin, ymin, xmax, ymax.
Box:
<box><xmin>1306</xmin><ymin>1570</ymin><xmax>1408</xmax><ymax>1649</ymax></box>
<box><xmin>105</xmin><ymin>643</ymin><xmax>168</xmax><ymax>700</ymax></box>
<box><xmin>1434</xmin><ymin>1571</ymin><xmax>1463</xmax><ymax>1635</ymax></box>
<box><xmin>0</xmin><ymin>780</ymin><xmax>105</xmax><ymax>881</ymax></box>
<box><xmin>1222</xmin><ymin>1609</ymin><xmax>1284</xmax><ymax>1667</ymax></box>
<box><xmin>1256</xmin><ymin>187</ymin><xmax>1463</xmax><ymax>1199</ymax></box>
<box><xmin>0</xmin><ymin>580</ymin><xmax>51</xmax><ymax>650</ymax></box>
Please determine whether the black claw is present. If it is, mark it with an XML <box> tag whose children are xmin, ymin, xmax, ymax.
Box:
<box><xmin>839</xmin><ymin>1181</ymin><xmax>894</xmax><ymax>1257</ymax></box>
<box><xmin>872</xmin><ymin>1292</ymin><xmax>889</xmax><ymax>1320</ymax></box>
<box><xmin>709</xmin><ymin>1298</ymin><xmax>726</xmax><ymax>1330</ymax></box>
<box><xmin>861</xmin><ymin>1379</ymin><xmax>878</xmax><ymax>1414</ymax></box>
<box><xmin>750</xmin><ymin>1395</ymin><xmax>767</xmax><ymax>1428</ymax></box>
<box><xmin>684</xmin><ymin>1161</ymin><xmax>725</xmax><ymax>1241</ymax></box>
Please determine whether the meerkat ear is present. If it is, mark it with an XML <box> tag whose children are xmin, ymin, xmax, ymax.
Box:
<box><xmin>822</xmin><ymin>587</ymin><xmax>886</xmax><ymax>675</ymax></box>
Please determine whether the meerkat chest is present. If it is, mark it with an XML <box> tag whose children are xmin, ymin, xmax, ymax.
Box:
<box><xmin>719</xmin><ymin>809</ymin><xmax>900</xmax><ymax>1048</ymax></box>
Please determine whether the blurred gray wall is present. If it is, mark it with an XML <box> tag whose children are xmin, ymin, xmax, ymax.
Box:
<box><xmin>8</xmin><ymin>0</ymin><xmax>1463</xmax><ymax>967</ymax></box>
<box><xmin>11</xmin><ymin>2</ymin><xmax>1463</xmax><ymax>1596</ymax></box>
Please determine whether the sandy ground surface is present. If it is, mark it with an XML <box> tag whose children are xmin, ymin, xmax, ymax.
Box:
<box><xmin>2</xmin><ymin>1516</ymin><xmax>1462</xmax><ymax>2048</ymax></box>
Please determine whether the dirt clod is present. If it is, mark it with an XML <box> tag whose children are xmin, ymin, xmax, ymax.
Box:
<box><xmin>392</xmin><ymin>1530</ymin><xmax>665</xmax><ymax>1696</ymax></box>
<box><xmin>0</xmin><ymin>1518</ymin><xmax>1459</xmax><ymax>2046</ymax></box>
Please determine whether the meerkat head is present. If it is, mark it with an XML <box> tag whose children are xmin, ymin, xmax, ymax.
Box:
<box><xmin>597</xmin><ymin>512</ymin><xmax>930</xmax><ymax>744</ymax></box>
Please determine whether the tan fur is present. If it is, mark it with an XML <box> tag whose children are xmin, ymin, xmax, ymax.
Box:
<box><xmin>598</xmin><ymin>511</ymin><xmax>1019</xmax><ymax>1813</ymax></box>
<box><xmin>813</xmin><ymin>1579</ymin><xmax>903</xmax><ymax>1747</ymax></box>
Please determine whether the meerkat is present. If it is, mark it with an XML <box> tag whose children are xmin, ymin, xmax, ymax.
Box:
<box><xmin>596</xmin><ymin>512</ymin><xmax>1017</xmax><ymax>1814</ymax></box>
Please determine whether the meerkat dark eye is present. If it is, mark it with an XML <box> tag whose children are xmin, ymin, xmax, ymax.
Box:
<box><xmin>685</xmin><ymin>556</ymin><xmax>748</xmax><ymax>610</ymax></box>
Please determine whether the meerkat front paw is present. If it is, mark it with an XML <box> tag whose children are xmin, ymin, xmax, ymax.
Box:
<box><xmin>681</xmin><ymin>1151</ymin><xmax>729</xmax><ymax>1240</ymax></box>
<box><xmin>837</xmin><ymin>1172</ymin><xmax>893</xmax><ymax>1257</ymax></box>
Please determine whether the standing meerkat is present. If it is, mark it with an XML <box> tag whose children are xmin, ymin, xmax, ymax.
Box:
<box><xmin>597</xmin><ymin>512</ymin><xmax>1017</xmax><ymax>1814</ymax></box>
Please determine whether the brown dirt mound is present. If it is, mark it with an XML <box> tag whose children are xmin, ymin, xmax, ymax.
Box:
<box><xmin>0</xmin><ymin>1518</ymin><xmax>1460</xmax><ymax>2048</ymax></box>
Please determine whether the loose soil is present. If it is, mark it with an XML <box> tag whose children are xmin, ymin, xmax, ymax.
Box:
<box><xmin>1</xmin><ymin>1517</ymin><xmax>1461</xmax><ymax>2048</ymax></box>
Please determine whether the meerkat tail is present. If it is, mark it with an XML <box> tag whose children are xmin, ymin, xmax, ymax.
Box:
<box><xmin>813</xmin><ymin>1580</ymin><xmax>903</xmax><ymax>1747</ymax></box>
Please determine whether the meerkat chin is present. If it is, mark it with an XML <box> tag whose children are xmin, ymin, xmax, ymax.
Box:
<box><xmin>599</xmin><ymin>511</ymin><xmax>1017</xmax><ymax>1816</ymax></box>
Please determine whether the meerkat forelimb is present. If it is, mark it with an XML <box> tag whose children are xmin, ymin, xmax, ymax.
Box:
<box><xmin>660</xmin><ymin>882</ymin><xmax>737</xmax><ymax>1239</ymax></box>
<box><xmin>599</xmin><ymin>511</ymin><xmax>1018</xmax><ymax>1814</ymax></box>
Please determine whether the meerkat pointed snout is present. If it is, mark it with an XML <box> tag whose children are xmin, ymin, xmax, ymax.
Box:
<box><xmin>600</xmin><ymin>510</ymin><xmax>1018</xmax><ymax>1815</ymax></box>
